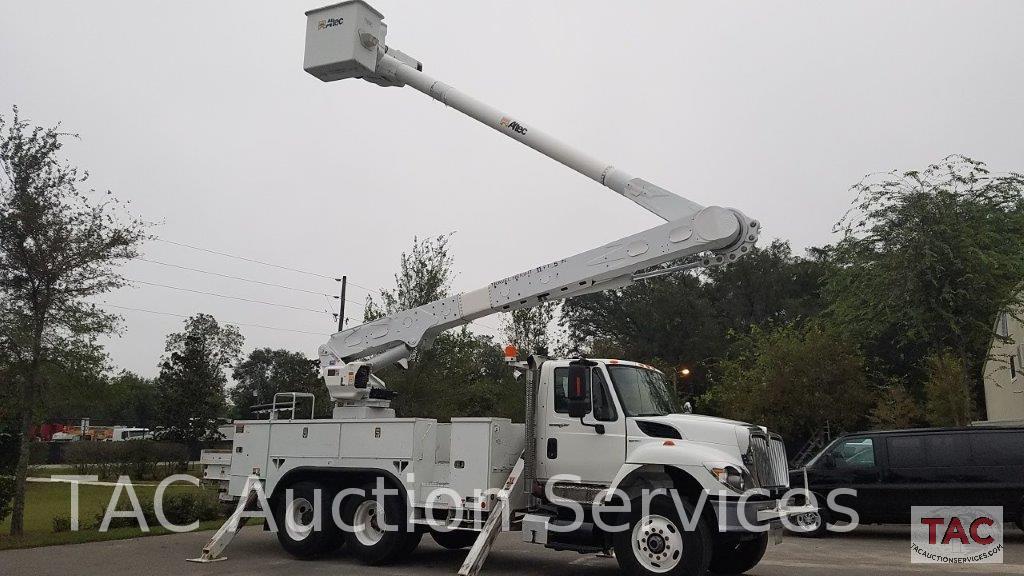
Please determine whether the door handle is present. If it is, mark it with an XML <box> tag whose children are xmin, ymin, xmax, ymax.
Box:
<box><xmin>547</xmin><ymin>438</ymin><xmax>558</xmax><ymax>459</ymax></box>
<box><xmin>548</xmin><ymin>423</ymin><xmax>569</xmax><ymax>428</ymax></box>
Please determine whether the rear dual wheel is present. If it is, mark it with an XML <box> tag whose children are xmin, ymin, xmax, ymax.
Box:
<box><xmin>274</xmin><ymin>480</ymin><xmax>344</xmax><ymax>559</ymax></box>
<box><xmin>342</xmin><ymin>481</ymin><xmax>421</xmax><ymax>565</ymax></box>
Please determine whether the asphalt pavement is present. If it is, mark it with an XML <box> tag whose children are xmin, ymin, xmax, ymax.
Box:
<box><xmin>1</xmin><ymin>526</ymin><xmax>1022</xmax><ymax>576</ymax></box>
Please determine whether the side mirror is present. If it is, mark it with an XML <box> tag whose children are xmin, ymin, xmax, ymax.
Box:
<box><xmin>566</xmin><ymin>363</ymin><xmax>592</xmax><ymax>418</ymax></box>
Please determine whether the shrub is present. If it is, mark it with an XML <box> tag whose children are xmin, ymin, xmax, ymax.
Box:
<box><xmin>869</xmin><ymin>381</ymin><xmax>923</xmax><ymax>429</ymax></box>
<box><xmin>52</xmin><ymin>513</ymin><xmax>72</xmax><ymax>533</ymax></box>
<box><xmin>0</xmin><ymin>476</ymin><xmax>14</xmax><ymax>522</ymax></box>
<box><xmin>64</xmin><ymin>441</ymin><xmax>189</xmax><ymax>481</ymax></box>
<box><xmin>93</xmin><ymin>493</ymin><xmax>156</xmax><ymax>530</ymax></box>
<box><xmin>160</xmin><ymin>490</ymin><xmax>221</xmax><ymax>525</ymax></box>
<box><xmin>194</xmin><ymin>490</ymin><xmax>224</xmax><ymax>521</ymax></box>
<box><xmin>924</xmin><ymin>350</ymin><xmax>976</xmax><ymax>426</ymax></box>
<box><xmin>29</xmin><ymin>441</ymin><xmax>51</xmax><ymax>465</ymax></box>
<box><xmin>91</xmin><ymin>488</ymin><xmax>223</xmax><ymax>531</ymax></box>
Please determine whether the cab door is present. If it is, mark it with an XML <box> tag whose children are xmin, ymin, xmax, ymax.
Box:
<box><xmin>537</xmin><ymin>365</ymin><xmax>626</xmax><ymax>485</ymax></box>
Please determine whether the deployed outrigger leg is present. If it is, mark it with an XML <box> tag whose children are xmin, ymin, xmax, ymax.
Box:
<box><xmin>458</xmin><ymin>456</ymin><xmax>525</xmax><ymax>576</ymax></box>
<box><xmin>187</xmin><ymin>474</ymin><xmax>264</xmax><ymax>563</ymax></box>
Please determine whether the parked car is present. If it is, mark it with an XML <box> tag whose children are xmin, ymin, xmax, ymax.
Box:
<box><xmin>787</xmin><ymin>426</ymin><xmax>1024</xmax><ymax>536</ymax></box>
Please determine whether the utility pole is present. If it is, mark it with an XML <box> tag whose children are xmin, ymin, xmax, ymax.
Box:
<box><xmin>338</xmin><ymin>275</ymin><xmax>347</xmax><ymax>332</ymax></box>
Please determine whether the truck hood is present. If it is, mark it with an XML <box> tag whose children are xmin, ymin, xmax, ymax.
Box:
<box><xmin>634</xmin><ymin>413</ymin><xmax>755</xmax><ymax>447</ymax></box>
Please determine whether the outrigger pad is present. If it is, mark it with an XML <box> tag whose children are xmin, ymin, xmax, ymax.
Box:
<box><xmin>186</xmin><ymin>556</ymin><xmax>228</xmax><ymax>563</ymax></box>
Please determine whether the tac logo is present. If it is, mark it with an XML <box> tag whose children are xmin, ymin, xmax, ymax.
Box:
<box><xmin>911</xmin><ymin>506</ymin><xmax>1003</xmax><ymax>564</ymax></box>
<box><xmin>499</xmin><ymin>116</ymin><xmax>528</xmax><ymax>135</ymax></box>
<box><xmin>318</xmin><ymin>17</ymin><xmax>344</xmax><ymax>30</ymax></box>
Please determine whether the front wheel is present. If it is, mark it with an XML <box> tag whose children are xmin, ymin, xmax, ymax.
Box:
<box><xmin>708</xmin><ymin>532</ymin><xmax>768</xmax><ymax>575</ymax></box>
<box><xmin>613</xmin><ymin>495</ymin><xmax>712</xmax><ymax>576</ymax></box>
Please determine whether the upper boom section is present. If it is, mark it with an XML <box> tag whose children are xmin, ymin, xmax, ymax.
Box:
<box><xmin>303</xmin><ymin>1</ymin><xmax>700</xmax><ymax>222</ymax></box>
<box><xmin>303</xmin><ymin>2</ymin><xmax>760</xmax><ymax>399</ymax></box>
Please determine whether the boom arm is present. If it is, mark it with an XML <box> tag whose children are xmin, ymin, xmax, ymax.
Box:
<box><xmin>304</xmin><ymin>3</ymin><xmax>759</xmax><ymax>400</ymax></box>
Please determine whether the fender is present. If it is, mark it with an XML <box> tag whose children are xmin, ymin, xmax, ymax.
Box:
<box><xmin>606</xmin><ymin>440</ymin><xmax>746</xmax><ymax>498</ymax></box>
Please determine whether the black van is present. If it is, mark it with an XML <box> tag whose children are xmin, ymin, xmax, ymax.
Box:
<box><xmin>787</xmin><ymin>426</ymin><xmax>1024</xmax><ymax>536</ymax></box>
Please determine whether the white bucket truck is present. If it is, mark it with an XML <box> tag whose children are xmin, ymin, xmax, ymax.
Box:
<box><xmin>195</xmin><ymin>3</ymin><xmax>811</xmax><ymax>575</ymax></box>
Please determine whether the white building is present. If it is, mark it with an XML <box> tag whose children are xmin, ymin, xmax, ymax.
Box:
<box><xmin>982</xmin><ymin>309</ymin><xmax>1024</xmax><ymax>423</ymax></box>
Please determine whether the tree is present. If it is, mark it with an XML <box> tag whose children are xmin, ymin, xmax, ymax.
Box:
<box><xmin>703</xmin><ymin>240</ymin><xmax>828</xmax><ymax>329</ymax></box>
<box><xmin>824</xmin><ymin>156</ymin><xmax>1024</xmax><ymax>407</ymax></box>
<box><xmin>364</xmin><ymin>234</ymin><xmax>454</xmax><ymax>321</ymax></box>
<box><xmin>388</xmin><ymin>329</ymin><xmax>521</xmax><ymax>421</ymax></box>
<box><xmin>105</xmin><ymin>371</ymin><xmax>159</xmax><ymax>428</ymax></box>
<box><xmin>560</xmin><ymin>240</ymin><xmax>827</xmax><ymax>396</ymax></box>
<box><xmin>155</xmin><ymin>314</ymin><xmax>242</xmax><ymax>445</ymax></box>
<box><xmin>33</xmin><ymin>339</ymin><xmax>109</xmax><ymax>422</ymax></box>
<box><xmin>358</xmin><ymin>235</ymin><xmax>519</xmax><ymax>420</ymax></box>
<box><xmin>923</xmin><ymin>350</ymin><xmax>976</xmax><ymax>426</ymax></box>
<box><xmin>501</xmin><ymin>302</ymin><xmax>555</xmax><ymax>357</ymax></box>
<box><xmin>561</xmin><ymin>271</ymin><xmax>717</xmax><ymax>381</ymax></box>
<box><xmin>702</xmin><ymin>322</ymin><xmax>872</xmax><ymax>441</ymax></box>
<box><xmin>0</xmin><ymin>107</ymin><xmax>145</xmax><ymax>536</ymax></box>
<box><xmin>231</xmin><ymin>348</ymin><xmax>329</xmax><ymax>419</ymax></box>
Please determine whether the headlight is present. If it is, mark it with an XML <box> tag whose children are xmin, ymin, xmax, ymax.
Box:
<box><xmin>704</xmin><ymin>461</ymin><xmax>754</xmax><ymax>492</ymax></box>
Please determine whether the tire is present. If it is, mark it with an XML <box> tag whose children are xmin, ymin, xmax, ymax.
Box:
<box><xmin>397</xmin><ymin>527</ymin><xmax>424</xmax><ymax>557</ymax></box>
<box><xmin>787</xmin><ymin>493</ymin><xmax>829</xmax><ymax>538</ymax></box>
<box><xmin>708</xmin><ymin>533</ymin><xmax>768</xmax><ymax>575</ymax></box>
<box><xmin>342</xmin><ymin>481</ymin><xmax>417</xmax><ymax>565</ymax></box>
<box><xmin>613</xmin><ymin>495</ymin><xmax>712</xmax><ymax>576</ymax></box>
<box><xmin>274</xmin><ymin>480</ymin><xmax>343</xmax><ymax>559</ymax></box>
<box><xmin>1016</xmin><ymin>500</ymin><xmax>1023</xmax><ymax>532</ymax></box>
<box><xmin>431</xmin><ymin>528</ymin><xmax>480</xmax><ymax>550</ymax></box>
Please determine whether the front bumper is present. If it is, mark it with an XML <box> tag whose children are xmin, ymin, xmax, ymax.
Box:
<box><xmin>717</xmin><ymin>498</ymin><xmax>817</xmax><ymax>532</ymax></box>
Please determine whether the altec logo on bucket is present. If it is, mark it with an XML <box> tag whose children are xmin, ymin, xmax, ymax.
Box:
<box><xmin>911</xmin><ymin>506</ymin><xmax>1003</xmax><ymax>564</ymax></box>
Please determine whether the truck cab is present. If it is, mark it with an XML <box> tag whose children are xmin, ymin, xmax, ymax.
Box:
<box><xmin>536</xmin><ymin>358</ymin><xmax>789</xmax><ymax>493</ymax></box>
<box><xmin>524</xmin><ymin>358</ymin><xmax>794</xmax><ymax>575</ymax></box>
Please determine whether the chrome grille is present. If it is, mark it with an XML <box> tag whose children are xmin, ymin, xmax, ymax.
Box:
<box><xmin>748</xmin><ymin>432</ymin><xmax>790</xmax><ymax>488</ymax></box>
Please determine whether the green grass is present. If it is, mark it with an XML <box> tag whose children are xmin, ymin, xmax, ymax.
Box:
<box><xmin>0</xmin><ymin>480</ymin><xmax>225</xmax><ymax>550</ymax></box>
<box><xmin>0</xmin><ymin>520</ymin><xmax>225</xmax><ymax>550</ymax></box>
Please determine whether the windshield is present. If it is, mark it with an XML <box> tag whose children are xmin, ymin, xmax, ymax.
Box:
<box><xmin>607</xmin><ymin>365</ymin><xmax>680</xmax><ymax>417</ymax></box>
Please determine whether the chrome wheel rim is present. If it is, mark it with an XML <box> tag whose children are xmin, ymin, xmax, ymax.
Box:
<box><xmin>353</xmin><ymin>500</ymin><xmax>386</xmax><ymax>546</ymax></box>
<box><xmin>631</xmin><ymin>514</ymin><xmax>683</xmax><ymax>573</ymax></box>
<box><xmin>795</xmin><ymin>511</ymin><xmax>822</xmax><ymax>532</ymax></box>
<box><xmin>286</xmin><ymin>497</ymin><xmax>315</xmax><ymax>541</ymax></box>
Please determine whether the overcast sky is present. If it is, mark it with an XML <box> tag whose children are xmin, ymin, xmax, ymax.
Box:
<box><xmin>2</xmin><ymin>1</ymin><xmax>1022</xmax><ymax>378</ymax></box>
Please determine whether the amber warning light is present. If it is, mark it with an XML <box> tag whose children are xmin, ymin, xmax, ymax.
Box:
<box><xmin>503</xmin><ymin>345</ymin><xmax>518</xmax><ymax>362</ymax></box>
